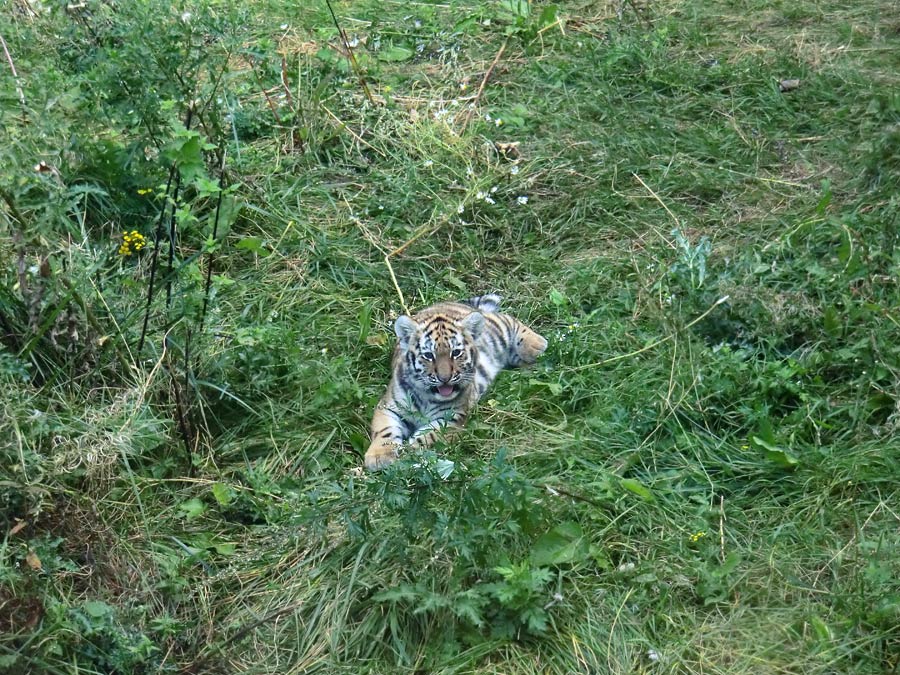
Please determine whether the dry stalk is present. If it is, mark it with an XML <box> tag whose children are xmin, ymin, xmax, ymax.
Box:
<box><xmin>461</xmin><ymin>39</ymin><xmax>508</xmax><ymax>133</ymax></box>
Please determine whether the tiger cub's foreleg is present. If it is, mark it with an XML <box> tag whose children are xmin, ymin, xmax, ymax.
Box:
<box><xmin>365</xmin><ymin>406</ymin><xmax>406</xmax><ymax>471</ymax></box>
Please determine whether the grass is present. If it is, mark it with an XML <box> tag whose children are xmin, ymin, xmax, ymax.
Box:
<box><xmin>1</xmin><ymin>0</ymin><xmax>899</xmax><ymax>673</ymax></box>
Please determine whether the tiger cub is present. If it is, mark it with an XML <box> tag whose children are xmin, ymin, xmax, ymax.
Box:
<box><xmin>365</xmin><ymin>294</ymin><xmax>547</xmax><ymax>471</ymax></box>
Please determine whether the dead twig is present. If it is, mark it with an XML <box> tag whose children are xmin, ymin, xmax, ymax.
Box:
<box><xmin>321</xmin><ymin>105</ymin><xmax>386</xmax><ymax>158</ymax></box>
<box><xmin>0</xmin><ymin>32</ymin><xmax>27</xmax><ymax>117</ymax></box>
<box><xmin>461</xmin><ymin>39</ymin><xmax>508</xmax><ymax>133</ymax></box>
<box><xmin>569</xmin><ymin>295</ymin><xmax>730</xmax><ymax>371</ymax></box>
<box><xmin>631</xmin><ymin>172</ymin><xmax>678</xmax><ymax>246</ymax></box>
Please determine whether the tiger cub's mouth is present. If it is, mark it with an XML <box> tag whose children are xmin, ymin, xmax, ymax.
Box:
<box><xmin>434</xmin><ymin>384</ymin><xmax>456</xmax><ymax>397</ymax></box>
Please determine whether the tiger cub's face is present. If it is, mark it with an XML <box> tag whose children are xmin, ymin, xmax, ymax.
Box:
<box><xmin>395</xmin><ymin>312</ymin><xmax>484</xmax><ymax>401</ymax></box>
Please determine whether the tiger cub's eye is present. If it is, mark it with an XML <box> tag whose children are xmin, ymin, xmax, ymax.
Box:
<box><xmin>450</xmin><ymin>349</ymin><xmax>463</xmax><ymax>359</ymax></box>
<box><xmin>421</xmin><ymin>351</ymin><xmax>435</xmax><ymax>361</ymax></box>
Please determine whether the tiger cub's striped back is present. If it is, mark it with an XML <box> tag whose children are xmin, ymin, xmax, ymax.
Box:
<box><xmin>365</xmin><ymin>294</ymin><xmax>547</xmax><ymax>470</ymax></box>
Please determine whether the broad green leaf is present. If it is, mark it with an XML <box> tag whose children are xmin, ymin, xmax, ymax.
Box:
<box><xmin>211</xmin><ymin>483</ymin><xmax>234</xmax><ymax>506</ymax></box>
<box><xmin>193</xmin><ymin>176</ymin><xmax>221</xmax><ymax>195</ymax></box>
<box><xmin>444</xmin><ymin>272</ymin><xmax>468</xmax><ymax>291</ymax></box>
<box><xmin>549</xmin><ymin>289</ymin><xmax>566</xmax><ymax>306</ymax></box>
<box><xmin>810</xmin><ymin>615</ymin><xmax>832</xmax><ymax>641</ymax></box>
<box><xmin>716</xmin><ymin>551</ymin><xmax>742</xmax><ymax>577</ymax></box>
<box><xmin>500</xmin><ymin>0</ymin><xmax>531</xmax><ymax>18</ymax></box>
<box><xmin>435</xmin><ymin>459</ymin><xmax>455</xmax><ymax>479</ymax></box>
<box><xmin>620</xmin><ymin>478</ymin><xmax>654</xmax><ymax>502</ymax></box>
<box><xmin>528</xmin><ymin>379</ymin><xmax>563</xmax><ymax>395</ymax></box>
<box><xmin>378</xmin><ymin>46</ymin><xmax>414</xmax><ymax>62</ymax></box>
<box><xmin>235</xmin><ymin>236</ymin><xmax>268</xmax><ymax>256</ymax></box>
<box><xmin>83</xmin><ymin>600</ymin><xmax>113</xmax><ymax>618</ymax></box>
<box><xmin>538</xmin><ymin>5</ymin><xmax>559</xmax><ymax>28</ymax></box>
<box><xmin>752</xmin><ymin>436</ymin><xmax>799</xmax><ymax>468</ymax></box>
<box><xmin>213</xmin><ymin>542</ymin><xmax>236</xmax><ymax>556</ymax></box>
<box><xmin>531</xmin><ymin>522</ymin><xmax>589</xmax><ymax>566</ymax></box>
<box><xmin>178</xmin><ymin>497</ymin><xmax>206</xmax><ymax>520</ymax></box>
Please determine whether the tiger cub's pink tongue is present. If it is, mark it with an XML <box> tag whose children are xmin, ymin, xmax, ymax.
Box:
<box><xmin>438</xmin><ymin>384</ymin><xmax>454</xmax><ymax>396</ymax></box>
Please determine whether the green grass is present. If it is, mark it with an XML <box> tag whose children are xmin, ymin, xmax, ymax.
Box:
<box><xmin>1</xmin><ymin>0</ymin><xmax>899</xmax><ymax>673</ymax></box>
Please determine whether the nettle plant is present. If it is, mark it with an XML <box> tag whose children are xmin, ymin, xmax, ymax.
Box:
<box><xmin>342</xmin><ymin>450</ymin><xmax>589</xmax><ymax>646</ymax></box>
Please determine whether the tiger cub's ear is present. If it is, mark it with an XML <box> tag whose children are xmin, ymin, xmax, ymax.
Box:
<box><xmin>461</xmin><ymin>312</ymin><xmax>484</xmax><ymax>340</ymax></box>
<box><xmin>394</xmin><ymin>315</ymin><xmax>418</xmax><ymax>349</ymax></box>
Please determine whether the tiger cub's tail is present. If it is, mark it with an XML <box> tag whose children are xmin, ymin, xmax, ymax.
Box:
<box><xmin>460</xmin><ymin>293</ymin><xmax>502</xmax><ymax>313</ymax></box>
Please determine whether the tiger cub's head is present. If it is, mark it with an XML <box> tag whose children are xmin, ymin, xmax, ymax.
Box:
<box><xmin>394</xmin><ymin>311</ymin><xmax>483</xmax><ymax>401</ymax></box>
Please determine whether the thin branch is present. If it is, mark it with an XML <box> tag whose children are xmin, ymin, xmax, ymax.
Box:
<box><xmin>137</xmin><ymin>166</ymin><xmax>177</xmax><ymax>354</ymax></box>
<box><xmin>622</xmin><ymin>0</ymin><xmax>653</xmax><ymax>30</ymax></box>
<box><xmin>461</xmin><ymin>39</ymin><xmax>508</xmax><ymax>133</ymax></box>
<box><xmin>247</xmin><ymin>56</ymin><xmax>284</xmax><ymax>125</ymax></box>
<box><xmin>200</xmin><ymin>151</ymin><xmax>227</xmax><ymax>329</ymax></box>
<box><xmin>383</xmin><ymin>254</ymin><xmax>409</xmax><ymax>317</ymax></box>
<box><xmin>165</xmin><ymin>167</ymin><xmax>184</xmax><ymax>310</ymax></box>
<box><xmin>0</xmin><ymin>32</ymin><xmax>27</xmax><ymax>114</ymax></box>
<box><xmin>324</xmin><ymin>0</ymin><xmax>375</xmax><ymax>105</ymax></box>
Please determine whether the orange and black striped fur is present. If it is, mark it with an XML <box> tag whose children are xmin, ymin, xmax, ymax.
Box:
<box><xmin>365</xmin><ymin>294</ymin><xmax>548</xmax><ymax>470</ymax></box>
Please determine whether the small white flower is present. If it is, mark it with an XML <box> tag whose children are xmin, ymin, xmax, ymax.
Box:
<box><xmin>423</xmin><ymin>159</ymin><xmax>434</xmax><ymax>167</ymax></box>
<box><xmin>457</xmin><ymin>203</ymin><xmax>465</xmax><ymax>214</ymax></box>
<box><xmin>517</xmin><ymin>195</ymin><xmax>529</xmax><ymax>205</ymax></box>
<box><xmin>485</xmin><ymin>196</ymin><xmax>496</xmax><ymax>205</ymax></box>
<box><xmin>495</xmin><ymin>118</ymin><xmax>504</xmax><ymax>126</ymax></box>
<box><xmin>476</xmin><ymin>191</ymin><xmax>486</xmax><ymax>200</ymax></box>
<box><xmin>484</xmin><ymin>114</ymin><xmax>492</xmax><ymax>122</ymax></box>
<box><xmin>648</xmin><ymin>649</ymin><xmax>659</xmax><ymax>662</ymax></box>
<box><xmin>280</xmin><ymin>23</ymin><xmax>288</xmax><ymax>30</ymax></box>
<box><xmin>490</xmin><ymin>186</ymin><xmax>498</xmax><ymax>193</ymax></box>
<box><xmin>320</xmin><ymin>347</ymin><xmax>328</xmax><ymax>355</ymax></box>
<box><xmin>510</xmin><ymin>164</ymin><xmax>520</xmax><ymax>175</ymax></box>
<box><xmin>617</xmin><ymin>562</ymin><xmax>635</xmax><ymax>573</ymax></box>
<box><xmin>181</xmin><ymin>11</ymin><xmax>191</xmax><ymax>22</ymax></box>
<box><xmin>414</xmin><ymin>19</ymin><xmax>422</xmax><ymax>28</ymax></box>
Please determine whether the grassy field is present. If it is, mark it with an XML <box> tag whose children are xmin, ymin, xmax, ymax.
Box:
<box><xmin>1</xmin><ymin>1</ymin><xmax>899</xmax><ymax>673</ymax></box>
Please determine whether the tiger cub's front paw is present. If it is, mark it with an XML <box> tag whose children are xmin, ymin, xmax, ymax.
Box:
<box><xmin>364</xmin><ymin>442</ymin><xmax>400</xmax><ymax>471</ymax></box>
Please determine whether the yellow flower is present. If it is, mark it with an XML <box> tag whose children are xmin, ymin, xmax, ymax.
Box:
<box><xmin>689</xmin><ymin>531</ymin><xmax>706</xmax><ymax>543</ymax></box>
<box><xmin>119</xmin><ymin>230</ymin><xmax>146</xmax><ymax>256</ymax></box>
<box><xmin>137</xmin><ymin>188</ymin><xmax>153</xmax><ymax>195</ymax></box>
